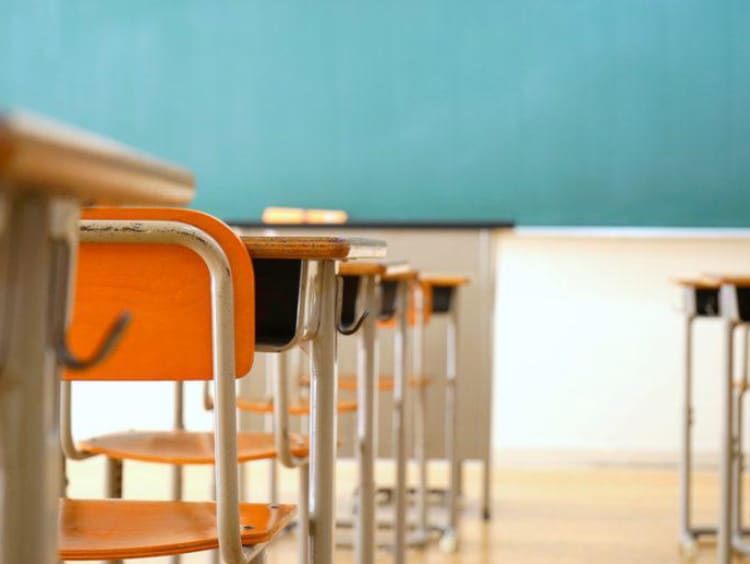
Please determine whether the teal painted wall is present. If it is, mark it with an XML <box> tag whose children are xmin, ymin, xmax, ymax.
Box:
<box><xmin>2</xmin><ymin>1</ymin><xmax>749</xmax><ymax>226</ymax></box>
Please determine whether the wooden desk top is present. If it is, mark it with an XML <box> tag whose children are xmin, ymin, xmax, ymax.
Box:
<box><xmin>381</xmin><ymin>267</ymin><xmax>419</xmax><ymax>282</ymax></box>
<box><xmin>701</xmin><ymin>274</ymin><xmax>750</xmax><ymax>287</ymax></box>
<box><xmin>241</xmin><ymin>235</ymin><xmax>386</xmax><ymax>260</ymax></box>
<box><xmin>339</xmin><ymin>260</ymin><xmax>409</xmax><ymax>277</ymax></box>
<box><xmin>671</xmin><ymin>276</ymin><xmax>721</xmax><ymax>289</ymax></box>
<box><xmin>421</xmin><ymin>273</ymin><xmax>471</xmax><ymax>287</ymax></box>
<box><xmin>0</xmin><ymin>112</ymin><xmax>194</xmax><ymax>205</ymax></box>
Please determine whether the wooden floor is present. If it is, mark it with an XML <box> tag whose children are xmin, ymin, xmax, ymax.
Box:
<box><xmin>65</xmin><ymin>458</ymin><xmax>738</xmax><ymax>563</ymax></box>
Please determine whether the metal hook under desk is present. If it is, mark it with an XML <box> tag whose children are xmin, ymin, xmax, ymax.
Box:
<box><xmin>338</xmin><ymin>309</ymin><xmax>369</xmax><ymax>336</ymax></box>
<box><xmin>335</xmin><ymin>275</ymin><xmax>369</xmax><ymax>335</ymax></box>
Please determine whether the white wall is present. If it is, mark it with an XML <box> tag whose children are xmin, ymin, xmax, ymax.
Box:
<box><xmin>72</xmin><ymin>229</ymin><xmax>750</xmax><ymax>464</ymax></box>
<box><xmin>492</xmin><ymin>230</ymin><xmax>750</xmax><ymax>459</ymax></box>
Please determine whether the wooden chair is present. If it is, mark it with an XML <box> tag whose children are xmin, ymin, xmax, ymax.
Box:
<box><xmin>60</xmin><ymin>208</ymin><xmax>296</xmax><ymax>563</ymax></box>
<box><xmin>62</xmin><ymin>208</ymin><xmax>314</xmax><ymax>563</ymax></box>
<box><xmin>0</xmin><ymin>111</ymin><xmax>194</xmax><ymax>564</ymax></box>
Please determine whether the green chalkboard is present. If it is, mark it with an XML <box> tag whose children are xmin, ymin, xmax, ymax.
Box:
<box><xmin>2</xmin><ymin>1</ymin><xmax>748</xmax><ymax>226</ymax></box>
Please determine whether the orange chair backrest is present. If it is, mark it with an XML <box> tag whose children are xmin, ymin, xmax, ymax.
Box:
<box><xmin>63</xmin><ymin>207</ymin><xmax>254</xmax><ymax>382</ymax></box>
<box><xmin>377</xmin><ymin>280</ymin><xmax>433</xmax><ymax>329</ymax></box>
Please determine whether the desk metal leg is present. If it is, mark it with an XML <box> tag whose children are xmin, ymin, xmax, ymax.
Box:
<box><xmin>0</xmin><ymin>196</ymin><xmax>75</xmax><ymax>564</ymax></box>
<box><xmin>733</xmin><ymin>328</ymin><xmax>750</xmax><ymax>554</ymax></box>
<box><xmin>440</xmin><ymin>296</ymin><xmax>460</xmax><ymax>553</ymax></box>
<box><xmin>309</xmin><ymin>261</ymin><xmax>339</xmax><ymax>564</ymax></box>
<box><xmin>413</xmin><ymin>285</ymin><xmax>428</xmax><ymax>546</ymax></box>
<box><xmin>393</xmin><ymin>280</ymin><xmax>410</xmax><ymax>564</ymax></box>
<box><xmin>734</xmin><ymin>329</ymin><xmax>747</xmax><ymax>547</ymax></box>
<box><xmin>356</xmin><ymin>275</ymin><xmax>377</xmax><ymax>564</ymax></box>
<box><xmin>679</xmin><ymin>315</ymin><xmax>698</xmax><ymax>556</ymax></box>
<box><xmin>719</xmin><ymin>318</ymin><xmax>736</xmax><ymax>564</ymax></box>
<box><xmin>479</xmin><ymin>228</ymin><xmax>495</xmax><ymax>523</ymax></box>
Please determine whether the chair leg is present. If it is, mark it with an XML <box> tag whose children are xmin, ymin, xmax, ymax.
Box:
<box><xmin>105</xmin><ymin>458</ymin><xmax>124</xmax><ymax>564</ymax></box>
<box><xmin>265</xmin><ymin>358</ymin><xmax>279</xmax><ymax>504</ymax></box>
<box><xmin>169</xmin><ymin>464</ymin><xmax>184</xmax><ymax>564</ymax></box>
<box><xmin>249</xmin><ymin>550</ymin><xmax>267</xmax><ymax>564</ymax></box>
<box><xmin>299</xmin><ymin>463</ymin><xmax>310</xmax><ymax>564</ymax></box>
<box><xmin>481</xmin><ymin>456</ymin><xmax>492</xmax><ymax>521</ymax></box>
<box><xmin>211</xmin><ymin>469</ymin><xmax>220</xmax><ymax>564</ymax></box>
<box><xmin>105</xmin><ymin>458</ymin><xmax>123</xmax><ymax>499</ymax></box>
<box><xmin>61</xmin><ymin>455</ymin><xmax>69</xmax><ymax>498</ymax></box>
<box><xmin>239</xmin><ymin>463</ymin><xmax>248</xmax><ymax>501</ymax></box>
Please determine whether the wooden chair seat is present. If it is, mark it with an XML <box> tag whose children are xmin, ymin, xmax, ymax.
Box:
<box><xmin>78</xmin><ymin>431</ymin><xmax>308</xmax><ymax>465</ymax></box>
<box><xmin>236</xmin><ymin>397</ymin><xmax>358</xmax><ymax>416</ymax></box>
<box><xmin>300</xmin><ymin>374</ymin><xmax>431</xmax><ymax>391</ymax></box>
<box><xmin>59</xmin><ymin>498</ymin><xmax>296</xmax><ymax>560</ymax></box>
<box><xmin>338</xmin><ymin>374</ymin><xmax>431</xmax><ymax>391</ymax></box>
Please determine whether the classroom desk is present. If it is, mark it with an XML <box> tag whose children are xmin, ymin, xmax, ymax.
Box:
<box><xmin>0</xmin><ymin>112</ymin><xmax>194</xmax><ymax>564</ymax></box>
<box><xmin>232</xmin><ymin>220</ymin><xmax>513</xmax><ymax>521</ymax></box>
<box><xmin>242</xmin><ymin>235</ymin><xmax>386</xmax><ymax>564</ymax></box>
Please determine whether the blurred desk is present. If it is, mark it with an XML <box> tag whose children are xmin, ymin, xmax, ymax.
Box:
<box><xmin>233</xmin><ymin>219</ymin><xmax>512</xmax><ymax>519</ymax></box>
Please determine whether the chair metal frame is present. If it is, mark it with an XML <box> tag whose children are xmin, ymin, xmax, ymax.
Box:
<box><xmin>61</xmin><ymin>218</ymin><xmax>272</xmax><ymax>563</ymax></box>
<box><xmin>206</xmin><ymin>260</ymin><xmax>316</xmax><ymax>563</ymax></box>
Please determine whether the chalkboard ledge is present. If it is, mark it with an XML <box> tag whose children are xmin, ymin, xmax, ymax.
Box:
<box><xmin>228</xmin><ymin>219</ymin><xmax>514</xmax><ymax>230</ymax></box>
